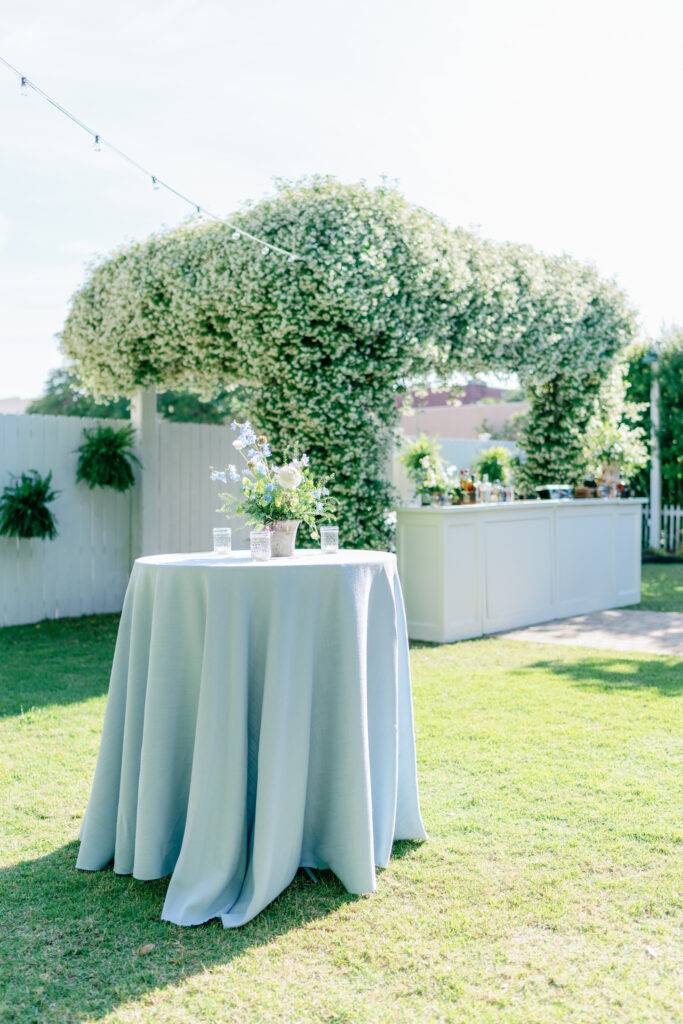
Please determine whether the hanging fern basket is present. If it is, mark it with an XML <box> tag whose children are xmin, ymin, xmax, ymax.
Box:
<box><xmin>76</xmin><ymin>423</ymin><xmax>140</xmax><ymax>492</ymax></box>
<box><xmin>0</xmin><ymin>470</ymin><xmax>59</xmax><ymax>540</ymax></box>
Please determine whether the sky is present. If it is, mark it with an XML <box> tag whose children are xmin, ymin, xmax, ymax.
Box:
<box><xmin>1</xmin><ymin>0</ymin><xmax>682</xmax><ymax>398</ymax></box>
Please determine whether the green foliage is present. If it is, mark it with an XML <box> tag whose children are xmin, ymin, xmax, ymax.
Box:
<box><xmin>75</xmin><ymin>424</ymin><xmax>140</xmax><ymax>492</ymax></box>
<box><xmin>62</xmin><ymin>178</ymin><xmax>465</xmax><ymax>548</ymax></box>
<box><xmin>156</xmin><ymin>388</ymin><xmax>241</xmax><ymax>424</ymax></box>
<box><xmin>657</xmin><ymin>334</ymin><xmax>683</xmax><ymax>506</ymax></box>
<box><xmin>473</xmin><ymin>445</ymin><xmax>514</xmax><ymax>484</ymax></box>
<box><xmin>399</xmin><ymin>434</ymin><xmax>443</xmax><ymax>477</ymax></box>
<box><xmin>399</xmin><ymin>434</ymin><xmax>459</xmax><ymax>498</ymax></box>
<box><xmin>625</xmin><ymin>328</ymin><xmax>683</xmax><ymax>505</ymax></box>
<box><xmin>478</xmin><ymin>410</ymin><xmax>527</xmax><ymax>442</ymax></box>
<box><xmin>578</xmin><ymin>361</ymin><xmax>648</xmax><ymax>483</ymax></box>
<box><xmin>27</xmin><ymin>368</ymin><xmax>242</xmax><ymax>425</ymax></box>
<box><xmin>60</xmin><ymin>177</ymin><xmax>639</xmax><ymax>545</ymax></box>
<box><xmin>583</xmin><ymin>421</ymin><xmax>648</xmax><ymax>482</ymax></box>
<box><xmin>26</xmin><ymin>368</ymin><xmax>130</xmax><ymax>418</ymax></box>
<box><xmin>0</xmin><ymin>470</ymin><xmax>58</xmax><ymax>539</ymax></box>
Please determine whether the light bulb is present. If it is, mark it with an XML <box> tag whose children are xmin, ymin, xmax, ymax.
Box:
<box><xmin>20</xmin><ymin>76</ymin><xmax>28</xmax><ymax>98</ymax></box>
<box><xmin>232</xmin><ymin>230</ymin><xmax>241</xmax><ymax>240</ymax></box>
<box><xmin>93</xmin><ymin>134</ymin><xmax>102</xmax><ymax>152</ymax></box>
<box><xmin>262</xmin><ymin>246</ymin><xmax>270</xmax><ymax>256</ymax></box>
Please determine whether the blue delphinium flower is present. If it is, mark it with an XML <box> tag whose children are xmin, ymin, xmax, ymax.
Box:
<box><xmin>263</xmin><ymin>493</ymin><xmax>272</xmax><ymax>503</ymax></box>
<box><xmin>262</xmin><ymin>444</ymin><xmax>272</xmax><ymax>457</ymax></box>
<box><xmin>316</xmin><ymin>501</ymin><xmax>324</xmax><ymax>511</ymax></box>
<box><xmin>230</xmin><ymin>420</ymin><xmax>238</xmax><ymax>431</ymax></box>
<box><xmin>211</xmin><ymin>470</ymin><xmax>227</xmax><ymax>483</ymax></box>
<box><xmin>239</xmin><ymin>422</ymin><xmax>257</xmax><ymax>446</ymax></box>
<box><xmin>228</xmin><ymin>465</ymin><xmax>240</xmax><ymax>482</ymax></box>
<box><xmin>322</xmin><ymin>486</ymin><xmax>330</xmax><ymax>495</ymax></box>
<box><xmin>265</xmin><ymin>483</ymin><xmax>274</xmax><ymax>492</ymax></box>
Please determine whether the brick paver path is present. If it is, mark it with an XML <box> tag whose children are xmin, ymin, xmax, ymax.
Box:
<box><xmin>503</xmin><ymin>609</ymin><xmax>683</xmax><ymax>657</ymax></box>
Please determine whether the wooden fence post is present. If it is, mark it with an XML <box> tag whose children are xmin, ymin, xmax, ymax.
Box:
<box><xmin>131</xmin><ymin>387</ymin><xmax>158</xmax><ymax>559</ymax></box>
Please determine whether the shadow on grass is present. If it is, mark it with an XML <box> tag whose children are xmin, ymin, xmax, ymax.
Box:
<box><xmin>0</xmin><ymin>614</ymin><xmax>119</xmax><ymax>719</ymax></box>
<box><xmin>0</xmin><ymin>838</ymin><xmax>392</xmax><ymax>1024</ymax></box>
<box><xmin>523</xmin><ymin>654</ymin><xmax>683</xmax><ymax>698</ymax></box>
<box><xmin>629</xmin><ymin>562</ymin><xmax>683</xmax><ymax>613</ymax></box>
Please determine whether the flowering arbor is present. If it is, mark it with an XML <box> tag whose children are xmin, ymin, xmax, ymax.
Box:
<box><xmin>61</xmin><ymin>178</ymin><xmax>638</xmax><ymax>548</ymax></box>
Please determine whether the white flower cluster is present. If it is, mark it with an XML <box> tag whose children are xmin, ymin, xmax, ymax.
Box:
<box><xmin>60</xmin><ymin>176</ymin><xmax>639</xmax><ymax>540</ymax></box>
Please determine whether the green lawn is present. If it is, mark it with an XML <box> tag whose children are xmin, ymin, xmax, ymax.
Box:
<box><xmin>634</xmin><ymin>562</ymin><xmax>683</xmax><ymax>612</ymax></box>
<box><xmin>0</xmin><ymin>616</ymin><xmax>681</xmax><ymax>1024</ymax></box>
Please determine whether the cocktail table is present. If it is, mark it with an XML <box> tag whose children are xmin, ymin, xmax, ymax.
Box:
<box><xmin>77</xmin><ymin>550</ymin><xmax>426</xmax><ymax>927</ymax></box>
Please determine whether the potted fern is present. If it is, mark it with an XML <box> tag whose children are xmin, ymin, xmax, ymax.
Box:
<box><xmin>0</xmin><ymin>470</ymin><xmax>59</xmax><ymax>539</ymax></box>
<box><xmin>75</xmin><ymin>424</ymin><xmax>140</xmax><ymax>492</ymax></box>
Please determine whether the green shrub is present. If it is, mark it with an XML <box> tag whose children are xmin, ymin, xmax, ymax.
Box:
<box><xmin>474</xmin><ymin>445</ymin><xmax>514</xmax><ymax>484</ymax></box>
<box><xmin>75</xmin><ymin>424</ymin><xmax>140</xmax><ymax>492</ymax></box>
<box><xmin>61</xmin><ymin>178</ymin><xmax>638</xmax><ymax>544</ymax></box>
<box><xmin>399</xmin><ymin>434</ymin><xmax>444</xmax><ymax>478</ymax></box>
<box><xmin>0</xmin><ymin>470</ymin><xmax>59</xmax><ymax>540</ymax></box>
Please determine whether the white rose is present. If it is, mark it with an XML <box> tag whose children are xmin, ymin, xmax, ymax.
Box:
<box><xmin>277</xmin><ymin>463</ymin><xmax>303</xmax><ymax>489</ymax></box>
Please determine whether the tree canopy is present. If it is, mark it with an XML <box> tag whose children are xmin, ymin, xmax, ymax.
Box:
<box><xmin>60</xmin><ymin>177</ymin><xmax>639</xmax><ymax>546</ymax></box>
<box><xmin>27</xmin><ymin>367</ymin><xmax>243</xmax><ymax>424</ymax></box>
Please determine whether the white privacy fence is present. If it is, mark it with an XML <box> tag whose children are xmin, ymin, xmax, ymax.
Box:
<box><xmin>0</xmin><ymin>414</ymin><xmax>242</xmax><ymax>628</ymax></box>
<box><xmin>642</xmin><ymin>502</ymin><xmax>683</xmax><ymax>552</ymax></box>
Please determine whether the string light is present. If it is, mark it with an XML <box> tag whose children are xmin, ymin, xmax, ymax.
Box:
<box><xmin>0</xmin><ymin>55</ymin><xmax>304</xmax><ymax>263</ymax></box>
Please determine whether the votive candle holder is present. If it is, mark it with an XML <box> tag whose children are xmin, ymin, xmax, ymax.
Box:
<box><xmin>213</xmin><ymin>527</ymin><xmax>232</xmax><ymax>555</ymax></box>
<box><xmin>320</xmin><ymin>525</ymin><xmax>339</xmax><ymax>554</ymax></box>
<box><xmin>250</xmin><ymin>530</ymin><xmax>271</xmax><ymax>561</ymax></box>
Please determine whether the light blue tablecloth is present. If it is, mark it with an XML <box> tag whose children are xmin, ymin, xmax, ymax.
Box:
<box><xmin>77</xmin><ymin>549</ymin><xmax>427</xmax><ymax>927</ymax></box>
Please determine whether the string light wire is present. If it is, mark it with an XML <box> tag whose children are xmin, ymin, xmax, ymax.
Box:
<box><xmin>0</xmin><ymin>55</ymin><xmax>303</xmax><ymax>262</ymax></box>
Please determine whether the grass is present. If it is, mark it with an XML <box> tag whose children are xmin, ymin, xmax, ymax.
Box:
<box><xmin>633</xmin><ymin>562</ymin><xmax>683</xmax><ymax>612</ymax></box>
<box><xmin>0</xmin><ymin>616</ymin><xmax>681</xmax><ymax>1024</ymax></box>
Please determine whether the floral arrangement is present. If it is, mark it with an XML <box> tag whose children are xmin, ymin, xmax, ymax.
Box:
<box><xmin>582</xmin><ymin>419</ymin><xmax>647</xmax><ymax>482</ymax></box>
<box><xmin>212</xmin><ymin>421</ymin><xmax>337</xmax><ymax>536</ymax></box>
<box><xmin>399</xmin><ymin>434</ymin><xmax>460</xmax><ymax>501</ymax></box>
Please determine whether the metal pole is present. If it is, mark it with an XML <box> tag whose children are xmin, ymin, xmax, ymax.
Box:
<box><xmin>650</xmin><ymin>363</ymin><xmax>661</xmax><ymax>550</ymax></box>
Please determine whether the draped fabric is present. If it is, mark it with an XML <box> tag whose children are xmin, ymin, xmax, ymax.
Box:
<box><xmin>77</xmin><ymin>550</ymin><xmax>426</xmax><ymax>927</ymax></box>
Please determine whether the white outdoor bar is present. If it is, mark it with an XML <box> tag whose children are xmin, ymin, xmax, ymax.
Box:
<box><xmin>396</xmin><ymin>499</ymin><xmax>646</xmax><ymax>643</ymax></box>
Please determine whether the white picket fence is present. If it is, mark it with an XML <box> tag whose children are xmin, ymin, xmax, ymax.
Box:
<box><xmin>641</xmin><ymin>502</ymin><xmax>683</xmax><ymax>552</ymax></box>
<box><xmin>0</xmin><ymin>414</ymin><xmax>242</xmax><ymax>628</ymax></box>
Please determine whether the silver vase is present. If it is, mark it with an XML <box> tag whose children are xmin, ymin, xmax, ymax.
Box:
<box><xmin>269</xmin><ymin>519</ymin><xmax>300</xmax><ymax>556</ymax></box>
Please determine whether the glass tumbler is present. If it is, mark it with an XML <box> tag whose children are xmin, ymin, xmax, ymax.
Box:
<box><xmin>320</xmin><ymin>525</ymin><xmax>339</xmax><ymax>554</ymax></box>
<box><xmin>213</xmin><ymin>527</ymin><xmax>232</xmax><ymax>555</ymax></box>
<box><xmin>250</xmin><ymin>530</ymin><xmax>271</xmax><ymax>561</ymax></box>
